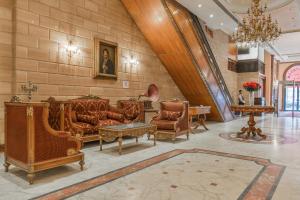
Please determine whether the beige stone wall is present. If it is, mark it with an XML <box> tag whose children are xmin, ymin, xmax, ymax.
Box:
<box><xmin>206</xmin><ymin>29</ymin><xmax>239</xmax><ymax>104</ymax></box>
<box><xmin>0</xmin><ymin>0</ymin><xmax>14</xmax><ymax>144</ymax></box>
<box><xmin>0</xmin><ymin>0</ymin><xmax>184</xmax><ymax>144</ymax></box>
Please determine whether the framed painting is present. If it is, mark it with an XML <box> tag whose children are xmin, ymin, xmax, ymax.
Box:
<box><xmin>94</xmin><ymin>38</ymin><xmax>118</xmax><ymax>79</ymax></box>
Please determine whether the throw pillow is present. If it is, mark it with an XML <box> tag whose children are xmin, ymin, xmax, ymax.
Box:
<box><xmin>77</xmin><ymin>114</ymin><xmax>98</xmax><ymax>125</ymax></box>
<box><xmin>122</xmin><ymin>103</ymin><xmax>140</xmax><ymax>120</ymax></box>
<box><xmin>88</xmin><ymin>111</ymin><xmax>107</xmax><ymax>120</ymax></box>
<box><xmin>161</xmin><ymin>110</ymin><xmax>181</xmax><ymax>121</ymax></box>
<box><xmin>107</xmin><ymin>111</ymin><xmax>124</xmax><ymax>122</ymax></box>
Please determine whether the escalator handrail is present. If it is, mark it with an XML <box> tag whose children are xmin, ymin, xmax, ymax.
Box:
<box><xmin>191</xmin><ymin>14</ymin><xmax>234</xmax><ymax>106</ymax></box>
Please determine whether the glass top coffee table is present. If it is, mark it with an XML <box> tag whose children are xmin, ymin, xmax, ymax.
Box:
<box><xmin>98</xmin><ymin>122</ymin><xmax>157</xmax><ymax>155</ymax></box>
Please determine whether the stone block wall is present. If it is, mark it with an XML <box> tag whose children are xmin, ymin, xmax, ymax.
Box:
<box><xmin>206</xmin><ymin>29</ymin><xmax>239</xmax><ymax>103</ymax></box>
<box><xmin>0</xmin><ymin>0</ymin><xmax>14</xmax><ymax>145</ymax></box>
<box><xmin>0</xmin><ymin>0</ymin><xmax>184</xmax><ymax>144</ymax></box>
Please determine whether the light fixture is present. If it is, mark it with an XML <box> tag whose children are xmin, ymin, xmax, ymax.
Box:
<box><xmin>209</xmin><ymin>14</ymin><xmax>214</xmax><ymax>18</ymax></box>
<box><xmin>124</xmin><ymin>55</ymin><xmax>139</xmax><ymax>66</ymax></box>
<box><xmin>198</xmin><ymin>4</ymin><xmax>202</xmax><ymax>8</ymax></box>
<box><xmin>220</xmin><ymin>22</ymin><xmax>224</xmax><ymax>26</ymax></box>
<box><xmin>64</xmin><ymin>41</ymin><xmax>80</xmax><ymax>57</ymax></box>
<box><xmin>232</xmin><ymin>0</ymin><xmax>281</xmax><ymax>47</ymax></box>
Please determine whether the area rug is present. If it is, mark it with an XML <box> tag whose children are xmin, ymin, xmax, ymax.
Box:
<box><xmin>219</xmin><ymin>132</ymin><xmax>298</xmax><ymax>144</ymax></box>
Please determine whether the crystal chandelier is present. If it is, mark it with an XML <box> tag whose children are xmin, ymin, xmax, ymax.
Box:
<box><xmin>232</xmin><ymin>0</ymin><xmax>281</xmax><ymax>47</ymax></box>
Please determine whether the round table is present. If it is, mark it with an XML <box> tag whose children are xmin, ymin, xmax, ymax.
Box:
<box><xmin>230</xmin><ymin>105</ymin><xmax>275</xmax><ymax>139</ymax></box>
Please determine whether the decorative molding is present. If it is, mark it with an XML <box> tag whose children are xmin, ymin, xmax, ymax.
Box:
<box><xmin>26</xmin><ymin>106</ymin><xmax>33</xmax><ymax>117</ymax></box>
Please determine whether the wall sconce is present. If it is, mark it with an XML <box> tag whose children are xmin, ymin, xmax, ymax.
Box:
<box><xmin>63</xmin><ymin>41</ymin><xmax>80</xmax><ymax>57</ymax></box>
<box><xmin>124</xmin><ymin>55</ymin><xmax>139</xmax><ymax>66</ymax></box>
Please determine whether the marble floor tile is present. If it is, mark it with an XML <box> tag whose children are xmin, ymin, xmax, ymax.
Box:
<box><xmin>0</xmin><ymin>114</ymin><xmax>299</xmax><ymax>200</ymax></box>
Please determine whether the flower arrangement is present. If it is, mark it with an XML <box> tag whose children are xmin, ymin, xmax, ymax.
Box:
<box><xmin>243</xmin><ymin>82</ymin><xmax>261</xmax><ymax>92</ymax></box>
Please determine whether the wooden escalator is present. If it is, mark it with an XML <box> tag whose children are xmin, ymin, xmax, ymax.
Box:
<box><xmin>122</xmin><ymin>0</ymin><xmax>235</xmax><ymax>122</ymax></box>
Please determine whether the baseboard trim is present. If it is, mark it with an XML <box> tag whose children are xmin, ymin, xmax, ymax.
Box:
<box><xmin>0</xmin><ymin>144</ymin><xmax>4</xmax><ymax>152</ymax></box>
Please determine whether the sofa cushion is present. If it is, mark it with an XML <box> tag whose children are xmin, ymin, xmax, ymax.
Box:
<box><xmin>96</xmin><ymin>119</ymin><xmax>121</xmax><ymax>128</ymax></box>
<box><xmin>151</xmin><ymin>120</ymin><xmax>176</xmax><ymax>130</ymax></box>
<box><xmin>120</xmin><ymin>101</ymin><xmax>140</xmax><ymax>120</ymax></box>
<box><xmin>107</xmin><ymin>111</ymin><xmax>124</xmax><ymax>122</ymax></box>
<box><xmin>161</xmin><ymin>110</ymin><xmax>181</xmax><ymax>121</ymax></box>
<box><xmin>77</xmin><ymin>114</ymin><xmax>98</xmax><ymax>125</ymax></box>
<box><xmin>73</xmin><ymin>122</ymin><xmax>95</xmax><ymax>134</ymax></box>
<box><xmin>88</xmin><ymin>111</ymin><xmax>107</xmax><ymax>120</ymax></box>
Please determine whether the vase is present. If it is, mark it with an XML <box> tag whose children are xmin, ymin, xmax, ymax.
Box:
<box><xmin>249</xmin><ymin>91</ymin><xmax>254</xmax><ymax>106</ymax></box>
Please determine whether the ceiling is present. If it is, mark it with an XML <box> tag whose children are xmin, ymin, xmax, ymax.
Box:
<box><xmin>176</xmin><ymin>0</ymin><xmax>300</xmax><ymax>62</ymax></box>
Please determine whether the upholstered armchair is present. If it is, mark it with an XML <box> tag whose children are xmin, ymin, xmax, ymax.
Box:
<box><xmin>4</xmin><ymin>102</ymin><xmax>84</xmax><ymax>184</ymax></box>
<box><xmin>117</xmin><ymin>100</ymin><xmax>145</xmax><ymax>123</ymax></box>
<box><xmin>150</xmin><ymin>100</ymin><xmax>189</xmax><ymax>142</ymax></box>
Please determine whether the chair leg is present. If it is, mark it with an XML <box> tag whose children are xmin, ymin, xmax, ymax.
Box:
<box><xmin>187</xmin><ymin>131</ymin><xmax>189</xmax><ymax>140</ymax></box>
<box><xmin>172</xmin><ymin>135</ymin><xmax>176</xmax><ymax>144</ymax></box>
<box><xmin>27</xmin><ymin>173</ymin><xmax>35</xmax><ymax>185</ymax></box>
<box><xmin>3</xmin><ymin>162</ymin><xmax>10</xmax><ymax>172</ymax></box>
<box><xmin>79</xmin><ymin>156</ymin><xmax>85</xmax><ymax>171</ymax></box>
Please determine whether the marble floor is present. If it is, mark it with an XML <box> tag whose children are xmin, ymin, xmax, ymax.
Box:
<box><xmin>0</xmin><ymin>115</ymin><xmax>300</xmax><ymax>200</ymax></box>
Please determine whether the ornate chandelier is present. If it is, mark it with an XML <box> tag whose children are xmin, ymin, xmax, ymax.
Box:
<box><xmin>232</xmin><ymin>0</ymin><xmax>281</xmax><ymax>47</ymax></box>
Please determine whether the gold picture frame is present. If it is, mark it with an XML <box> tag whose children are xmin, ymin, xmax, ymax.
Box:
<box><xmin>94</xmin><ymin>38</ymin><xmax>118</xmax><ymax>79</ymax></box>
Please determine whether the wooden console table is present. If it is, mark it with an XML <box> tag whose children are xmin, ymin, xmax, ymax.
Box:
<box><xmin>230</xmin><ymin>105</ymin><xmax>275</xmax><ymax>139</ymax></box>
<box><xmin>189</xmin><ymin>106</ymin><xmax>211</xmax><ymax>131</ymax></box>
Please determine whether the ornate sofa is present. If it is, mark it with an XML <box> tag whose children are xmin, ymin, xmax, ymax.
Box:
<box><xmin>46</xmin><ymin>97</ymin><xmax>145</xmax><ymax>144</ymax></box>
<box><xmin>150</xmin><ymin>100</ymin><xmax>189</xmax><ymax>142</ymax></box>
<box><xmin>4</xmin><ymin>102</ymin><xmax>84</xmax><ymax>184</ymax></box>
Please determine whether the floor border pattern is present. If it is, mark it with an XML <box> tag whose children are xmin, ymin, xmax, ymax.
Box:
<box><xmin>32</xmin><ymin>148</ymin><xmax>285</xmax><ymax>200</ymax></box>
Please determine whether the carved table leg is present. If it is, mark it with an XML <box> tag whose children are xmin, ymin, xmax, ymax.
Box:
<box><xmin>136</xmin><ymin>137</ymin><xmax>138</xmax><ymax>143</ymax></box>
<box><xmin>27</xmin><ymin>173</ymin><xmax>35</xmax><ymax>185</ymax></box>
<box><xmin>99</xmin><ymin>135</ymin><xmax>103</xmax><ymax>151</ymax></box>
<box><xmin>118</xmin><ymin>137</ymin><xmax>123</xmax><ymax>155</ymax></box>
<box><xmin>3</xmin><ymin>162</ymin><xmax>10</xmax><ymax>172</ymax></box>
<box><xmin>237</xmin><ymin>112</ymin><xmax>266</xmax><ymax>139</ymax></box>
<box><xmin>256</xmin><ymin>128</ymin><xmax>266</xmax><ymax>139</ymax></box>
<box><xmin>199</xmin><ymin>114</ymin><xmax>209</xmax><ymax>130</ymax></box>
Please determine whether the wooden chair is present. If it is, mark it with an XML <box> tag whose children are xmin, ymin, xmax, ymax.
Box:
<box><xmin>4</xmin><ymin>102</ymin><xmax>84</xmax><ymax>184</ymax></box>
<box><xmin>150</xmin><ymin>100</ymin><xmax>189</xmax><ymax>142</ymax></box>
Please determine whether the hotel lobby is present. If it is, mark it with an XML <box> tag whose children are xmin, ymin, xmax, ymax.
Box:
<box><xmin>0</xmin><ymin>0</ymin><xmax>300</xmax><ymax>199</ymax></box>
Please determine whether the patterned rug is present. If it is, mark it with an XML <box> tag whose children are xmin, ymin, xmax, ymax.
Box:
<box><xmin>219</xmin><ymin>132</ymin><xmax>298</xmax><ymax>144</ymax></box>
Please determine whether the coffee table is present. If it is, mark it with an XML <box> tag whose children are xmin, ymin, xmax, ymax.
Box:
<box><xmin>98</xmin><ymin>122</ymin><xmax>157</xmax><ymax>155</ymax></box>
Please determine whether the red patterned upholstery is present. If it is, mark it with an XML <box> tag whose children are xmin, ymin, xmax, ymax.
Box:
<box><xmin>46</xmin><ymin>98</ymin><xmax>145</xmax><ymax>144</ymax></box>
<box><xmin>107</xmin><ymin>111</ymin><xmax>124</xmax><ymax>122</ymax></box>
<box><xmin>117</xmin><ymin>100</ymin><xmax>145</xmax><ymax>122</ymax></box>
<box><xmin>70</xmin><ymin>99</ymin><xmax>109</xmax><ymax>115</ymax></box>
<box><xmin>77</xmin><ymin>114</ymin><xmax>98</xmax><ymax>125</ymax></box>
<box><xmin>161</xmin><ymin>110</ymin><xmax>182</xmax><ymax>121</ymax></box>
